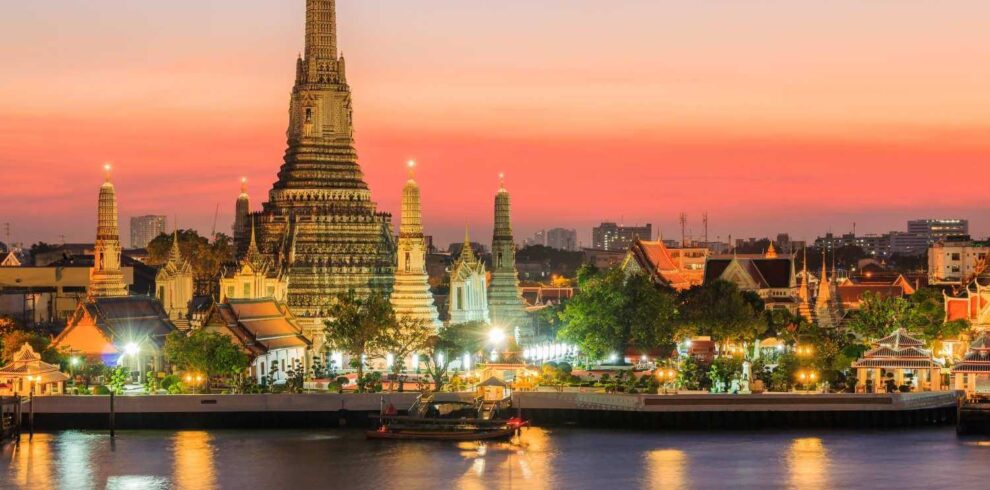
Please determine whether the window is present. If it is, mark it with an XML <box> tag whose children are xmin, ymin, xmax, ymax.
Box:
<box><xmin>227</xmin><ymin>286</ymin><xmax>235</xmax><ymax>298</ymax></box>
<box><xmin>305</xmin><ymin>108</ymin><xmax>313</xmax><ymax>123</ymax></box>
<box><xmin>267</xmin><ymin>286</ymin><xmax>275</xmax><ymax>297</ymax></box>
<box><xmin>405</xmin><ymin>252</ymin><xmax>411</xmax><ymax>272</ymax></box>
<box><xmin>457</xmin><ymin>287</ymin><xmax>463</xmax><ymax>310</ymax></box>
<box><xmin>158</xmin><ymin>286</ymin><xmax>165</xmax><ymax>301</ymax></box>
<box><xmin>243</xmin><ymin>283</ymin><xmax>251</xmax><ymax>297</ymax></box>
<box><xmin>260</xmin><ymin>361</ymin><xmax>265</xmax><ymax>377</ymax></box>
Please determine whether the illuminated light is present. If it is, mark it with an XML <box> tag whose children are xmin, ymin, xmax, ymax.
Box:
<box><xmin>124</xmin><ymin>343</ymin><xmax>139</xmax><ymax>356</ymax></box>
<box><xmin>70</xmin><ymin>357</ymin><xmax>80</xmax><ymax>366</ymax></box>
<box><xmin>488</xmin><ymin>327</ymin><xmax>506</xmax><ymax>345</ymax></box>
<box><xmin>462</xmin><ymin>353</ymin><xmax>471</xmax><ymax>371</ymax></box>
<box><xmin>609</xmin><ymin>353</ymin><xmax>619</xmax><ymax>363</ymax></box>
<box><xmin>184</xmin><ymin>375</ymin><xmax>192</xmax><ymax>383</ymax></box>
<box><xmin>386</xmin><ymin>353</ymin><xmax>395</xmax><ymax>369</ymax></box>
<box><xmin>407</xmin><ymin>159</ymin><xmax>416</xmax><ymax>169</ymax></box>
<box><xmin>436</xmin><ymin>352</ymin><xmax>444</xmax><ymax>366</ymax></box>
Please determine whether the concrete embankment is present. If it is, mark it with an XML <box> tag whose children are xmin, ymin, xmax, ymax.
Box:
<box><xmin>512</xmin><ymin>391</ymin><xmax>962</xmax><ymax>430</ymax></box>
<box><xmin>23</xmin><ymin>391</ymin><xmax>961</xmax><ymax>431</ymax></box>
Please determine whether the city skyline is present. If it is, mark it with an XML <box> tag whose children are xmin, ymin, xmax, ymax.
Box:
<box><xmin>2</xmin><ymin>1</ymin><xmax>990</xmax><ymax>247</ymax></box>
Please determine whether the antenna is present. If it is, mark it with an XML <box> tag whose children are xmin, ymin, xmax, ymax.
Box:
<box><xmin>211</xmin><ymin>202</ymin><xmax>220</xmax><ymax>241</ymax></box>
<box><xmin>2</xmin><ymin>222</ymin><xmax>8</xmax><ymax>244</ymax></box>
<box><xmin>702</xmin><ymin>212</ymin><xmax>709</xmax><ymax>245</ymax></box>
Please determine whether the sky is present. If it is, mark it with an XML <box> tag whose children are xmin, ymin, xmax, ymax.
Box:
<box><xmin>1</xmin><ymin>0</ymin><xmax>989</xmax><ymax>249</ymax></box>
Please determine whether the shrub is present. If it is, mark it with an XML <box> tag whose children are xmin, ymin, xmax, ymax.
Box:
<box><xmin>161</xmin><ymin>375</ymin><xmax>181</xmax><ymax>391</ymax></box>
<box><xmin>91</xmin><ymin>385</ymin><xmax>111</xmax><ymax>395</ymax></box>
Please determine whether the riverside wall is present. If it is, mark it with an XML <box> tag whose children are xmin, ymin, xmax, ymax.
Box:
<box><xmin>21</xmin><ymin>391</ymin><xmax>962</xmax><ymax>431</ymax></box>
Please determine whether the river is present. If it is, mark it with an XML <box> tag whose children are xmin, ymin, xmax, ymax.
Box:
<box><xmin>2</xmin><ymin>428</ymin><xmax>989</xmax><ymax>489</ymax></box>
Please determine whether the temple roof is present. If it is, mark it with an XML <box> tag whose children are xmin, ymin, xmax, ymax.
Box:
<box><xmin>875</xmin><ymin>328</ymin><xmax>925</xmax><ymax>348</ymax></box>
<box><xmin>207</xmin><ymin>299</ymin><xmax>311</xmax><ymax>355</ymax></box>
<box><xmin>624</xmin><ymin>239</ymin><xmax>704</xmax><ymax>291</ymax></box>
<box><xmin>0</xmin><ymin>344</ymin><xmax>70</xmax><ymax>383</ymax></box>
<box><xmin>704</xmin><ymin>257</ymin><xmax>793</xmax><ymax>289</ymax></box>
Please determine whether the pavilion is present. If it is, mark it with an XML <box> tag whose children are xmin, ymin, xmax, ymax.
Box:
<box><xmin>852</xmin><ymin>329</ymin><xmax>942</xmax><ymax>392</ymax></box>
<box><xmin>950</xmin><ymin>332</ymin><xmax>990</xmax><ymax>396</ymax></box>
<box><xmin>0</xmin><ymin>344</ymin><xmax>70</xmax><ymax>396</ymax></box>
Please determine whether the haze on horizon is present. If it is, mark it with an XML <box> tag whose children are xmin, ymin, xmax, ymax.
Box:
<box><xmin>1</xmin><ymin>0</ymin><xmax>988</xmax><ymax>248</ymax></box>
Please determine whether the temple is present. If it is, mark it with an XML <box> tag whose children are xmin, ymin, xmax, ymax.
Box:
<box><xmin>621</xmin><ymin>238</ymin><xmax>707</xmax><ymax>291</ymax></box>
<box><xmin>220</xmin><ymin>223</ymin><xmax>289</xmax><ymax>303</ymax></box>
<box><xmin>252</xmin><ymin>0</ymin><xmax>395</xmax><ymax>328</ymax></box>
<box><xmin>390</xmin><ymin>161</ymin><xmax>441</xmax><ymax>327</ymax></box>
<box><xmin>448</xmin><ymin>230</ymin><xmax>490</xmax><ymax>325</ymax></box>
<box><xmin>155</xmin><ymin>230</ymin><xmax>195</xmax><ymax>327</ymax></box>
<box><xmin>951</xmin><ymin>331</ymin><xmax>990</xmax><ymax>395</ymax></box>
<box><xmin>487</xmin><ymin>175</ymin><xmax>530</xmax><ymax>336</ymax></box>
<box><xmin>88</xmin><ymin>165</ymin><xmax>129</xmax><ymax>299</ymax></box>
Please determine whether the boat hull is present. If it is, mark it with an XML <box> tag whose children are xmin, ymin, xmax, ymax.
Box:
<box><xmin>366</xmin><ymin>426</ymin><xmax>518</xmax><ymax>441</ymax></box>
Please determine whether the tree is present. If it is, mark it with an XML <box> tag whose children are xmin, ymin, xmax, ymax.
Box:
<box><xmin>845</xmin><ymin>291</ymin><xmax>910</xmax><ymax>340</ymax></box>
<box><xmin>1</xmin><ymin>330</ymin><xmax>64</xmax><ymax>365</ymax></box>
<box><xmin>679</xmin><ymin>280</ymin><xmax>765</xmax><ymax>351</ymax></box>
<box><xmin>906</xmin><ymin>287</ymin><xmax>969</xmax><ymax>342</ymax></box>
<box><xmin>147</xmin><ymin>230</ymin><xmax>233</xmax><ymax>294</ymax></box>
<box><xmin>164</xmin><ymin>330</ymin><xmax>249</xmax><ymax>392</ymax></box>
<box><xmin>558</xmin><ymin>269</ymin><xmax>679</xmax><ymax>363</ymax></box>
<box><xmin>372</xmin><ymin>316</ymin><xmax>434</xmax><ymax>389</ymax></box>
<box><xmin>422</xmin><ymin>321</ymin><xmax>486</xmax><ymax>391</ymax></box>
<box><xmin>323</xmin><ymin>290</ymin><xmax>394</xmax><ymax>392</ymax></box>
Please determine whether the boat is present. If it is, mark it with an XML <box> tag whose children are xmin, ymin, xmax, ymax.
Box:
<box><xmin>366</xmin><ymin>393</ymin><xmax>528</xmax><ymax>441</ymax></box>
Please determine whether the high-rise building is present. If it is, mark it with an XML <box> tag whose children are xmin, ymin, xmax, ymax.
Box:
<box><xmin>908</xmin><ymin>219</ymin><xmax>969</xmax><ymax>244</ymax></box>
<box><xmin>488</xmin><ymin>176</ymin><xmax>530</xmax><ymax>337</ymax></box>
<box><xmin>546</xmin><ymin>228</ymin><xmax>577</xmax><ymax>251</ymax></box>
<box><xmin>592</xmin><ymin>222</ymin><xmax>652</xmax><ymax>251</ymax></box>
<box><xmin>252</xmin><ymin>0</ymin><xmax>396</xmax><ymax>322</ymax></box>
<box><xmin>390</xmin><ymin>162</ymin><xmax>440</xmax><ymax>327</ymax></box>
<box><xmin>888</xmin><ymin>232</ymin><xmax>928</xmax><ymax>256</ymax></box>
<box><xmin>90</xmin><ymin>165</ymin><xmax>129</xmax><ymax>298</ymax></box>
<box><xmin>130</xmin><ymin>215</ymin><xmax>167</xmax><ymax>249</ymax></box>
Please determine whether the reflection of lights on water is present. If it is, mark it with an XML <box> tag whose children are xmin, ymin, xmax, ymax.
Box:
<box><xmin>963</xmin><ymin>440</ymin><xmax>990</xmax><ymax>447</ymax></box>
<box><xmin>788</xmin><ymin>437</ymin><xmax>829</xmax><ymax>490</ymax></box>
<box><xmin>646</xmin><ymin>449</ymin><xmax>687</xmax><ymax>490</ymax></box>
<box><xmin>173</xmin><ymin>431</ymin><xmax>216</xmax><ymax>490</ymax></box>
<box><xmin>106</xmin><ymin>475</ymin><xmax>171</xmax><ymax>489</ymax></box>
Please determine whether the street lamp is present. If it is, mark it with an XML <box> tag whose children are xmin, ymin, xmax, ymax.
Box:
<box><xmin>796</xmin><ymin>369</ymin><xmax>819</xmax><ymax>392</ymax></box>
<box><xmin>796</xmin><ymin>345</ymin><xmax>814</xmax><ymax>357</ymax></box>
<box><xmin>656</xmin><ymin>367</ymin><xmax>678</xmax><ymax>394</ymax></box>
<box><xmin>488</xmin><ymin>327</ymin><xmax>506</xmax><ymax>362</ymax></box>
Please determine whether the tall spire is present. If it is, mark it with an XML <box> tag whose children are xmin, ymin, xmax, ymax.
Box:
<box><xmin>89</xmin><ymin>164</ymin><xmax>128</xmax><ymax>298</ymax></box>
<box><xmin>816</xmin><ymin>251</ymin><xmax>831</xmax><ymax>308</ymax></box>
<box><xmin>301</xmin><ymin>0</ymin><xmax>337</xmax><ymax>83</ymax></box>
<box><xmin>488</xmin><ymin>174</ymin><xmax>529</xmax><ymax>337</ymax></box>
<box><xmin>392</xmin><ymin>160</ymin><xmax>440</xmax><ymax>326</ymax></box>
<box><xmin>461</xmin><ymin>227</ymin><xmax>476</xmax><ymax>262</ymax></box>
<box><xmin>233</xmin><ymin>177</ymin><xmax>251</xmax><ymax>256</ymax></box>
<box><xmin>765</xmin><ymin>241</ymin><xmax>778</xmax><ymax>259</ymax></box>
<box><xmin>169</xmin><ymin>228</ymin><xmax>182</xmax><ymax>263</ymax></box>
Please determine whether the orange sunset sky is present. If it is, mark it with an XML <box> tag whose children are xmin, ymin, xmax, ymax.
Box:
<box><xmin>1</xmin><ymin>0</ymin><xmax>988</xmax><ymax>248</ymax></box>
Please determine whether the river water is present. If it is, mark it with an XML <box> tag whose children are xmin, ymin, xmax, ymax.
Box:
<box><xmin>2</xmin><ymin>427</ymin><xmax>989</xmax><ymax>489</ymax></box>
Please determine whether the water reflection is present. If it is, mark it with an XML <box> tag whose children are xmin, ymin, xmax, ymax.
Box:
<box><xmin>787</xmin><ymin>437</ymin><xmax>829</xmax><ymax>490</ymax></box>
<box><xmin>455</xmin><ymin>427</ymin><xmax>554</xmax><ymax>489</ymax></box>
<box><xmin>172</xmin><ymin>431</ymin><xmax>216</xmax><ymax>490</ymax></box>
<box><xmin>645</xmin><ymin>449</ymin><xmax>687</xmax><ymax>490</ymax></box>
<box><xmin>9</xmin><ymin>433</ymin><xmax>54</xmax><ymax>489</ymax></box>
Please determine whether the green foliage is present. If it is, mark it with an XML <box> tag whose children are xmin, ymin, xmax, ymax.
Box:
<box><xmin>769</xmin><ymin>352</ymin><xmax>800</xmax><ymax>392</ymax></box>
<box><xmin>108</xmin><ymin>366</ymin><xmax>128</xmax><ymax>395</ymax></box>
<box><xmin>147</xmin><ymin>230</ymin><xmax>233</xmax><ymax>289</ymax></box>
<box><xmin>907</xmin><ymin>287</ymin><xmax>969</xmax><ymax>342</ymax></box>
<box><xmin>324</xmin><ymin>290</ymin><xmax>394</xmax><ymax>392</ymax></box>
<box><xmin>161</xmin><ymin>374</ymin><xmax>181</xmax><ymax>391</ymax></box>
<box><xmin>283</xmin><ymin>359</ymin><xmax>306</xmax><ymax>393</ymax></box>
<box><xmin>164</xmin><ymin>330</ymin><xmax>249</xmax><ymax>391</ymax></box>
<box><xmin>707</xmin><ymin>357</ymin><xmax>743</xmax><ymax>392</ymax></box>
<box><xmin>846</xmin><ymin>292</ymin><xmax>910</xmax><ymax>340</ymax></box>
<box><xmin>558</xmin><ymin>269</ymin><xmax>678</xmax><ymax>362</ymax></box>
<box><xmin>91</xmin><ymin>385</ymin><xmax>111</xmax><ymax>395</ymax></box>
<box><xmin>422</xmin><ymin>321</ymin><xmax>486</xmax><ymax>391</ymax></box>
<box><xmin>679</xmin><ymin>280</ymin><xmax>765</xmax><ymax>348</ymax></box>
<box><xmin>677</xmin><ymin>356</ymin><xmax>707</xmax><ymax>391</ymax></box>
<box><xmin>372</xmin><ymin>316</ymin><xmax>433</xmax><ymax>377</ymax></box>
<box><xmin>1</xmin><ymin>330</ymin><xmax>64</xmax><ymax>365</ymax></box>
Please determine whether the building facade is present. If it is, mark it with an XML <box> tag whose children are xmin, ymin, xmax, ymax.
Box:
<box><xmin>130</xmin><ymin>215</ymin><xmax>167</xmax><ymax>249</ymax></box>
<box><xmin>928</xmin><ymin>239</ymin><xmax>989</xmax><ymax>286</ymax></box>
<box><xmin>546</xmin><ymin>228</ymin><xmax>578</xmax><ymax>251</ymax></box>
<box><xmin>155</xmin><ymin>231</ymin><xmax>194</xmax><ymax>327</ymax></box>
<box><xmin>592</xmin><ymin>222</ymin><xmax>652</xmax><ymax>251</ymax></box>
<box><xmin>908</xmin><ymin>218</ymin><xmax>969</xmax><ymax>244</ymax></box>
<box><xmin>448</xmin><ymin>232</ymin><xmax>490</xmax><ymax>325</ymax></box>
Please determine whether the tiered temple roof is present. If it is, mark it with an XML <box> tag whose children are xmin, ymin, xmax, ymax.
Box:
<box><xmin>390</xmin><ymin>162</ymin><xmax>440</xmax><ymax>327</ymax></box>
<box><xmin>487</xmin><ymin>175</ymin><xmax>529</xmax><ymax>333</ymax></box>
<box><xmin>852</xmin><ymin>329</ymin><xmax>939</xmax><ymax>370</ymax></box>
<box><xmin>622</xmin><ymin>239</ymin><xmax>705</xmax><ymax>291</ymax></box>
<box><xmin>951</xmin><ymin>332</ymin><xmax>990</xmax><ymax>374</ymax></box>
<box><xmin>204</xmin><ymin>299</ymin><xmax>311</xmax><ymax>357</ymax></box>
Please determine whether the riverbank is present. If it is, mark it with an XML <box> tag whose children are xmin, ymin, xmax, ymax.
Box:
<box><xmin>19</xmin><ymin>391</ymin><xmax>962</xmax><ymax>431</ymax></box>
